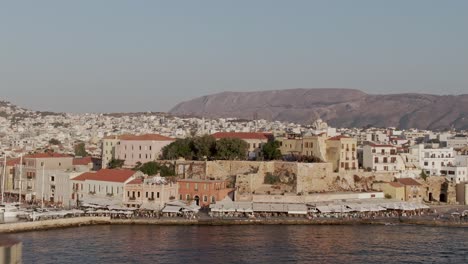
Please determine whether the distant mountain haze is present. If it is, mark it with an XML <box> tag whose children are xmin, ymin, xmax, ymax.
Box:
<box><xmin>169</xmin><ymin>89</ymin><xmax>468</xmax><ymax>130</ymax></box>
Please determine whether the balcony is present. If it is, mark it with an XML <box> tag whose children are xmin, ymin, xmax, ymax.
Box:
<box><xmin>89</xmin><ymin>191</ymin><xmax>96</xmax><ymax>195</ymax></box>
<box><xmin>106</xmin><ymin>193</ymin><xmax>114</xmax><ymax>197</ymax></box>
<box><xmin>129</xmin><ymin>197</ymin><xmax>136</xmax><ymax>201</ymax></box>
<box><xmin>148</xmin><ymin>197</ymin><xmax>155</xmax><ymax>201</ymax></box>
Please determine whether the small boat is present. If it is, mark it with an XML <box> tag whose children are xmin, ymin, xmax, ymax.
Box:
<box><xmin>0</xmin><ymin>203</ymin><xmax>28</xmax><ymax>219</ymax></box>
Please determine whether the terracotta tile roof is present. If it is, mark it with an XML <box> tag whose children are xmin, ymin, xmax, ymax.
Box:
<box><xmin>212</xmin><ymin>132</ymin><xmax>272</xmax><ymax>140</ymax></box>
<box><xmin>72</xmin><ymin>169</ymin><xmax>136</xmax><ymax>183</ymax></box>
<box><xmin>397</xmin><ymin>178</ymin><xmax>421</xmax><ymax>186</ymax></box>
<box><xmin>24</xmin><ymin>153</ymin><xmax>72</xmax><ymax>159</ymax></box>
<box><xmin>127</xmin><ymin>178</ymin><xmax>143</xmax><ymax>185</ymax></box>
<box><xmin>327</xmin><ymin>135</ymin><xmax>352</xmax><ymax>141</ymax></box>
<box><xmin>73</xmin><ymin>157</ymin><xmax>93</xmax><ymax>166</ymax></box>
<box><xmin>388</xmin><ymin>182</ymin><xmax>404</xmax><ymax>188</ymax></box>
<box><xmin>0</xmin><ymin>158</ymin><xmax>21</xmax><ymax>167</ymax></box>
<box><xmin>119</xmin><ymin>134</ymin><xmax>174</xmax><ymax>141</ymax></box>
<box><xmin>368</xmin><ymin>143</ymin><xmax>395</xmax><ymax>148</ymax></box>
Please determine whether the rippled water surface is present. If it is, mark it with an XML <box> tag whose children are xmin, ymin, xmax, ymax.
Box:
<box><xmin>14</xmin><ymin>225</ymin><xmax>468</xmax><ymax>263</ymax></box>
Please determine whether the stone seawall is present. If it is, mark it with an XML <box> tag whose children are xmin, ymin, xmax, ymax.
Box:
<box><xmin>1</xmin><ymin>217</ymin><xmax>466</xmax><ymax>233</ymax></box>
<box><xmin>0</xmin><ymin>217</ymin><xmax>111</xmax><ymax>233</ymax></box>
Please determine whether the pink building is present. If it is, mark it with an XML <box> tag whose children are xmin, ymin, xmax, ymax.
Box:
<box><xmin>115</xmin><ymin>134</ymin><xmax>175</xmax><ymax>168</ymax></box>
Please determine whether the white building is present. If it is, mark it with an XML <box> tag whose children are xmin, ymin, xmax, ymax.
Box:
<box><xmin>441</xmin><ymin>166</ymin><xmax>468</xmax><ymax>184</ymax></box>
<box><xmin>415</xmin><ymin>144</ymin><xmax>455</xmax><ymax>176</ymax></box>
<box><xmin>71</xmin><ymin>169</ymin><xmax>144</xmax><ymax>206</ymax></box>
<box><xmin>362</xmin><ymin>143</ymin><xmax>404</xmax><ymax>172</ymax></box>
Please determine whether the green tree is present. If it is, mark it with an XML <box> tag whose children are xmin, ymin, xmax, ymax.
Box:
<box><xmin>261</xmin><ymin>141</ymin><xmax>282</xmax><ymax>161</ymax></box>
<box><xmin>137</xmin><ymin>161</ymin><xmax>159</xmax><ymax>175</ymax></box>
<box><xmin>420</xmin><ymin>170</ymin><xmax>428</xmax><ymax>181</ymax></box>
<box><xmin>215</xmin><ymin>138</ymin><xmax>249</xmax><ymax>160</ymax></box>
<box><xmin>161</xmin><ymin>138</ymin><xmax>194</xmax><ymax>160</ymax></box>
<box><xmin>192</xmin><ymin>135</ymin><xmax>216</xmax><ymax>160</ymax></box>
<box><xmin>134</xmin><ymin>161</ymin><xmax>176</xmax><ymax>176</ymax></box>
<box><xmin>74</xmin><ymin>142</ymin><xmax>88</xmax><ymax>157</ymax></box>
<box><xmin>108</xmin><ymin>159</ymin><xmax>125</xmax><ymax>169</ymax></box>
<box><xmin>49</xmin><ymin>138</ymin><xmax>61</xmax><ymax>145</ymax></box>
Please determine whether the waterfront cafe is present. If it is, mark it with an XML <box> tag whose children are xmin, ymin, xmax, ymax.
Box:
<box><xmin>161</xmin><ymin>200</ymin><xmax>200</xmax><ymax>217</ymax></box>
<box><xmin>209</xmin><ymin>197</ymin><xmax>308</xmax><ymax>217</ymax></box>
<box><xmin>311</xmin><ymin>199</ymin><xmax>430</xmax><ymax>216</ymax></box>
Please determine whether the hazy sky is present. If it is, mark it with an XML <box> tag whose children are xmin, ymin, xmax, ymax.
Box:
<box><xmin>1</xmin><ymin>0</ymin><xmax>467</xmax><ymax>113</ymax></box>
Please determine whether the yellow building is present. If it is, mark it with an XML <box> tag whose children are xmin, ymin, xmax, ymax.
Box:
<box><xmin>278</xmin><ymin>133</ymin><xmax>328</xmax><ymax>161</ymax></box>
<box><xmin>325</xmin><ymin>135</ymin><xmax>358</xmax><ymax>172</ymax></box>
<box><xmin>101</xmin><ymin>135</ymin><xmax>121</xmax><ymax>168</ymax></box>
<box><xmin>382</xmin><ymin>182</ymin><xmax>405</xmax><ymax>201</ymax></box>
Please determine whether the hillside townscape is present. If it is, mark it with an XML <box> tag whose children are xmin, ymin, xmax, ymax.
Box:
<box><xmin>0</xmin><ymin>97</ymin><xmax>467</xmax><ymax>225</ymax></box>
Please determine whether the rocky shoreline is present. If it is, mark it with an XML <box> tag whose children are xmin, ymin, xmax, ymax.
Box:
<box><xmin>0</xmin><ymin>217</ymin><xmax>467</xmax><ymax>234</ymax></box>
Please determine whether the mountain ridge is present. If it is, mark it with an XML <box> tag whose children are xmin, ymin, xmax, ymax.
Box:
<box><xmin>170</xmin><ymin>89</ymin><xmax>468</xmax><ymax>130</ymax></box>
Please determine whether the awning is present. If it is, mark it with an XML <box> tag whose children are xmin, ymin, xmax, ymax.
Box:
<box><xmin>162</xmin><ymin>205</ymin><xmax>182</xmax><ymax>213</ymax></box>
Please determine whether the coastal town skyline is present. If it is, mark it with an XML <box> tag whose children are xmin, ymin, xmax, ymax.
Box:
<box><xmin>1</xmin><ymin>1</ymin><xmax>467</xmax><ymax>263</ymax></box>
<box><xmin>2</xmin><ymin>0</ymin><xmax>468</xmax><ymax>112</ymax></box>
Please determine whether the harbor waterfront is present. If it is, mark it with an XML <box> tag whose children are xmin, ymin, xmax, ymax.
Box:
<box><xmin>1</xmin><ymin>214</ymin><xmax>467</xmax><ymax>234</ymax></box>
<box><xmin>13</xmin><ymin>224</ymin><xmax>468</xmax><ymax>263</ymax></box>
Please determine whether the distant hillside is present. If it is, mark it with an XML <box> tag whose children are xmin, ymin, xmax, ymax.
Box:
<box><xmin>170</xmin><ymin>89</ymin><xmax>468</xmax><ymax>130</ymax></box>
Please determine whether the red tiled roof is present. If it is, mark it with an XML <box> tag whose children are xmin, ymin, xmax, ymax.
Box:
<box><xmin>119</xmin><ymin>134</ymin><xmax>174</xmax><ymax>141</ymax></box>
<box><xmin>212</xmin><ymin>132</ymin><xmax>272</xmax><ymax>140</ymax></box>
<box><xmin>127</xmin><ymin>178</ymin><xmax>143</xmax><ymax>185</ymax></box>
<box><xmin>368</xmin><ymin>143</ymin><xmax>395</xmax><ymax>148</ymax></box>
<box><xmin>72</xmin><ymin>169</ymin><xmax>136</xmax><ymax>183</ymax></box>
<box><xmin>388</xmin><ymin>182</ymin><xmax>404</xmax><ymax>188</ymax></box>
<box><xmin>73</xmin><ymin>157</ymin><xmax>93</xmax><ymax>166</ymax></box>
<box><xmin>24</xmin><ymin>153</ymin><xmax>72</xmax><ymax>159</ymax></box>
<box><xmin>0</xmin><ymin>158</ymin><xmax>21</xmax><ymax>167</ymax></box>
<box><xmin>397</xmin><ymin>178</ymin><xmax>421</xmax><ymax>186</ymax></box>
<box><xmin>327</xmin><ymin>135</ymin><xmax>352</xmax><ymax>141</ymax></box>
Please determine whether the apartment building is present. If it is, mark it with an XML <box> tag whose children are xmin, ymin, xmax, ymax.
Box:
<box><xmin>72</xmin><ymin>169</ymin><xmax>143</xmax><ymax>206</ymax></box>
<box><xmin>363</xmin><ymin>143</ymin><xmax>405</xmax><ymax>172</ymax></box>
<box><xmin>326</xmin><ymin>136</ymin><xmax>358</xmax><ymax>172</ymax></box>
<box><xmin>178</xmin><ymin>179</ymin><xmax>233</xmax><ymax>207</ymax></box>
<box><xmin>123</xmin><ymin>176</ymin><xmax>178</xmax><ymax>209</ymax></box>
<box><xmin>114</xmin><ymin>134</ymin><xmax>175</xmax><ymax>168</ymax></box>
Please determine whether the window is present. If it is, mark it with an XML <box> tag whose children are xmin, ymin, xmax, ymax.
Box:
<box><xmin>179</xmin><ymin>194</ymin><xmax>183</xmax><ymax>200</ymax></box>
<box><xmin>157</xmin><ymin>192</ymin><xmax>160</xmax><ymax>198</ymax></box>
<box><xmin>138</xmin><ymin>191</ymin><xmax>141</xmax><ymax>197</ymax></box>
<box><xmin>186</xmin><ymin>194</ymin><xmax>190</xmax><ymax>200</ymax></box>
<box><xmin>203</xmin><ymin>196</ymin><xmax>208</xmax><ymax>202</ymax></box>
<box><xmin>50</xmin><ymin>176</ymin><xmax>55</xmax><ymax>182</ymax></box>
<box><xmin>186</xmin><ymin>183</ymin><xmax>189</xmax><ymax>189</ymax></box>
<box><xmin>211</xmin><ymin>196</ymin><xmax>215</xmax><ymax>203</ymax></box>
<box><xmin>194</xmin><ymin>183</ymin><xmax>198</xmax><ymax>191</ymax></box>
<box><xmin>149</xmin><ymin>146</ymin><xmax>152</xmax><ymax>151</ymax></box>
<box><xmin>204</xmin><ymin>184</ymin><xmax>207</xmax><ymax>190</ymax></box>
<box><xmin>139</xmin><ymin>146</ymin><xmax>142</xmax><ymax>150</ymax></box>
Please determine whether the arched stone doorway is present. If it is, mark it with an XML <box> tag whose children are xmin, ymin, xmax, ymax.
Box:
<box><xmin>439</xmin><ymin>193</ymin><xmax>447</xmax><ymax>203</ymax></box>
<box><xmin>194</xmin><ymin>195</ymin><xmax>200</xmax><ymax>206</ymax></box>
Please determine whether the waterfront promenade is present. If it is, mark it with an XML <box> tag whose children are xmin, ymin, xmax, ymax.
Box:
<box><xmin>0</xmin><ymin>214</ymin><xmax>467</xmax><ymax>234</ymax></box>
